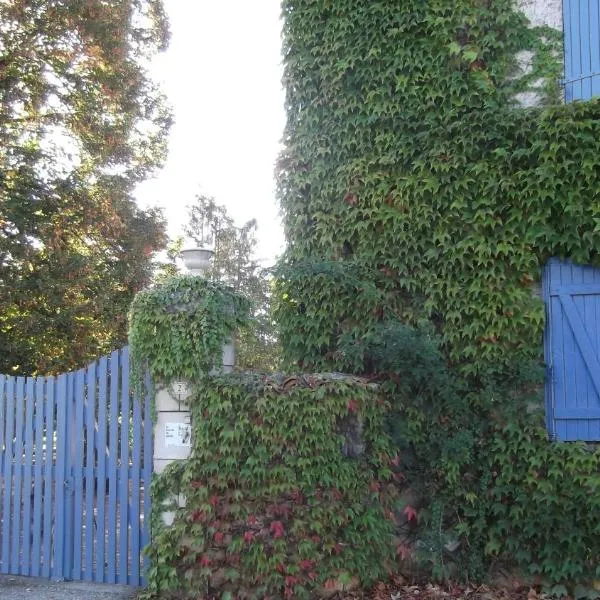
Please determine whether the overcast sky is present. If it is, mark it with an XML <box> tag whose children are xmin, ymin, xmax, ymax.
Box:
<box><xmin>135</xmin><ymin>0</ymin><xmax>286</xmax><ymax>264</ymax></box>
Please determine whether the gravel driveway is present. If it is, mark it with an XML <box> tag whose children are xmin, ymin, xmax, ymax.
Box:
<box><xmin>0</xmin><ymin>574</ymin><xmax>138</xmax><ymax>600</ymax></box>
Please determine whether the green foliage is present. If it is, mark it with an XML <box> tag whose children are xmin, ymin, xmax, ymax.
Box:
<box><xmin>184</xmin><ymin>194</ymin><xmax>282</xmax><ymax>371</ymax></box>
<box><xmin>275</xmin><ymin>0</ymin><xmax>600</xmax><ymax>378</ymax></box>
<box><xmin>344</xmin><ymin>318</ymin><xmax>600</xmax><ymax>587</ymax></box>
<box><xmin>474</xmin><ymin>418</ymin><xmax>600</xmax><ymax>585</ymax></box>
<box><xmin>0</xmin><ymin>0</ymin><xmax>172</xmax><ymax>375</ymax></box>
<box><xmin>128</xmin><ymin>275</ymin><xmax>251</xmax><ymax>391</ymax></box>
<box><xmin>145</xmin><ymin>375</ymin><xmax>398</xmax><ymax>599</ymax></box>
<box><xmin>276</xmin><ymin>1</ymin><xmax>600</xmax><ymax>585</ymax></box>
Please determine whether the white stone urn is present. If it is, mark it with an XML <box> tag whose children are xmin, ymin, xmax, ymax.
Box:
<box><xmin>180</xmin><ymin>247</ymin><xmax>214</xmax><ymax>276</ymax></box>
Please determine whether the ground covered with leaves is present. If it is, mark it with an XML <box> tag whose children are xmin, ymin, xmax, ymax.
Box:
<box><xmin>342</xmin><ymin>580</ymin><xmax>566</xmax><ymax>600</ymax></box>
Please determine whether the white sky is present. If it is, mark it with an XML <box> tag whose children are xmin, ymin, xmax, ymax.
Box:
<box><xmin>135</xmin><ymin>0</ymin><xmax>286</xmax><ymax>265</ymax></box>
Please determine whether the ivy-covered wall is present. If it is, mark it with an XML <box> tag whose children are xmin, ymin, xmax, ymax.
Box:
<box><xmin>145</xmin><ymin>374</ymin><xmax>399</xmax><ymax>599</ymax></box>
<box><xmin>276</xmin><ymin>0</ymin><xmax>600</xmax><ymax>378</ymax></box>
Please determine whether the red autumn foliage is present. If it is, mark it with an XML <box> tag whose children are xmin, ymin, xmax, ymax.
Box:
<box><xmin>299</xmin><ymin>559</ymin><xmax>314</xmax><ymax>571</ymax></box>
<box><xmin>403</xmin><ymin>505</ymin><xmax>418</xmax><ymax>522</ymax></box>
<box><xmin>270</xmin><ymin>521</ymin><xmax>285</xmax><ymax>538</ymax></box>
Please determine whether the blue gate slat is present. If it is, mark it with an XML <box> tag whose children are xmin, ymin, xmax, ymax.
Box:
<box><xmin>42</xmin><ymin>377</ymin><xmax>55</xmax><ymax>579</ymax></box>
<box><xmin>131</xmin><ymin>377</ymin><xmax>142</xmax><ymax>585</ymax></box>
<box><xmin>72</xmin><ymin>369</ymin><xmax>85</xmax><ymax>581</ymax></box>
<box><xmin>11</xmin><ymin>377</ymin><xmax>25</xmax><ymax>573</ymax></box>
<box><xmin>21</xmin><ymin>378</ymin><xmax>35</xmax><ymax>575</ymax></box>
<box><xmin>96</xmin><ymin>355</ymin><xmax>108</xmax><ymax>583</ymax></box>
<box><xmin>63</xmin><ymin>373</ymin><xmax>75</xmax><ymax>580</ymax></box>
<box><xmin>84</xmin><ymin>361</ymin><xmax>97</xmax><ymax>582</ymax></box>
<box><xmin>119</xmin><ymin>347</ymin><xmax>130</xmax><ymax>585</ymax></box>
<box><xmin>0</xmin><ymin>375</ymin><xmax>12</xmax><ymax>574</ymax></box>
<box><xmin>0</xmin><ymin>374</ymin><xmax>5</xmax><ymax>560</ymax></box>
<box><xmin>53</xmin><ymin>374</ymin><xmax>68</xmax><ymax>580</ymax></box>
<box><xmin>31</xmin><ymin>377</ymin><xmax>45</xmax><ymax>577</ymax></box>
<box><xmin>107</xmin><ymin>350</ymin><xmax>120</xmax><ymax>584</ymax></box>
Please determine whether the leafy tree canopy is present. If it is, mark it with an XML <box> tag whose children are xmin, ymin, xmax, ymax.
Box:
<box><xmin>0</xmin><ymin>0</ymin><xmax>172</xmax><ymax>375</ymax></box>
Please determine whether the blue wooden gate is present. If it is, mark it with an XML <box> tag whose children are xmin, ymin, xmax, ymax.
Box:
<box><xmin>543</xmin><ymin>259</ymin><xmax>600</xmax><ymax>441</ymax></box>
<box><xmin>0</xmin><ymin>346</ymin><xmax>152</xmax><ymax>585</ymax></box>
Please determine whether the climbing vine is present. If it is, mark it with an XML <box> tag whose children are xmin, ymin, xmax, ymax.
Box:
<box><xmin>275</xmin><ymin>0</ymin><xmax>600</xmax><ymax>378</ymax></box>
<box><xmin>144</xmin><ymin>374</ymin><xmax>399</xmax><ymax>599</ymax></box>
<box><xmin>128</xmin><ymin>275</ymin><xmax>251</xmax><ymax>393</ymax></box>
<box><xmin>275</xmin><ymin>0</ymin><xmax>600</xmax><ymax>590</ymax></box>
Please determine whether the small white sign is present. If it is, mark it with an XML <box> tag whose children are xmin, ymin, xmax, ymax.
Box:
<box><xmin>171</xmin><ymin>380</ymin><xmax>191</xmax><ymax>402</ymax></box>
<box><xmin>165</xmin><ymin>422</ymin><xmax>192</xmax><ymax>447</ymax></box>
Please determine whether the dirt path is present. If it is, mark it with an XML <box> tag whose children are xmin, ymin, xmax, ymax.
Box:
<box><xmin>0</xmin><ymin>574</ymin><xmax>137</xmax><ymax>600</ymax></box>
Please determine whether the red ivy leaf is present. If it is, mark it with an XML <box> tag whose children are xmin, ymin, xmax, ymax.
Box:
<box><xmin>299</xmin><ymin>559</ymin><xmax>314</xmax><ymax>571</ymax></box>
<box><xmin>198</xmin><ymin>554</ymin><xmax>211</xmax><ymax>567</ymax></box>
<box><xmin>347</xmin><ymin>399</ymin><xmax>359</xmax><ymax>413</ymax></box>
<box><xmin>270</xmin><ymin>521</ymin><xmax>285</xmax><ymax>538</ymax></box>
<box><xmin>243</xmin><ymin>530</ymin><xmax>255</xmax><ymax>543</ymax></box>
<box><xmin>403</xmin><ymin>505</ymin><xmax>418</xmax><ymax>522</ymax></box>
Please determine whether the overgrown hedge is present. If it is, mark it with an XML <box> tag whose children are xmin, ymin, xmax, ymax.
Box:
<box><xmin>145</xmin><ymin>374</ymin><xmax>399</xmax><ymax>599</ymax></box>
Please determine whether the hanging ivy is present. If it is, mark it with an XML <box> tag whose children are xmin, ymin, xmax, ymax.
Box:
<box><xmin>128</xmin><ymin>275</ymin><xmax>251</xmax><ymax>392</ymax></box>
<box><xmin>275</xmin><ymin>0</ymin><xmax>600</xmax><ymax>378</ymax></box>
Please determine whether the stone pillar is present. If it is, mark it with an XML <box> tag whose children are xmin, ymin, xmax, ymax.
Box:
<box><xmin>153</xmin><ymin>247</ymin><xmax>235</xmax><ymax>525</ymax></box>
<box><xmin>153</xmin><ymin>381</ymin><xmax>192</xmax><ymax>525</ymax></box>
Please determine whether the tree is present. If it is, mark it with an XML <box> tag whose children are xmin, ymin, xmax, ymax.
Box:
<box><xmin>0</xmin><ymin>0</ymin><xmax>172</xmax><ymax>375</ymax></box>
<box><xmin>183</xmin><ymin>194</ymin><xmax>281</xmax><ymax>371</ymax></box>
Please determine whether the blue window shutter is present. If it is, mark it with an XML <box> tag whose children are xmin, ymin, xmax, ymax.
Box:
<box><xmin>544</xmin><ymin>260</ymin><xmax>600</xmax><ymax>441</ymax></box>
<box><xmin>564</xmin><ymin>0</ymin><xmax>600</xmax><ymax>101</ymax></box>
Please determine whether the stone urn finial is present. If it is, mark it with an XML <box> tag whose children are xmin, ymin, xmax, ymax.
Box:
<box><xmin>180</xmin><ymin>247</ymin><xmax>214</xmax><ymax>277</ymax></box>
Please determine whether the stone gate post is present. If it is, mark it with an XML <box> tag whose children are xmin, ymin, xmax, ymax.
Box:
<box><xmin>153</xmin><ymin>247</ymin><xmax>235</xmax><ymax>525</ymax></box>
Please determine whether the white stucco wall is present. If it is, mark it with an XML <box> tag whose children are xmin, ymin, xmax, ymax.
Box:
<box><xmin>518</xmin><ymin>0</ymin><xmax>563</xmax><ymax>30</ymax></box>
<box><xmin>515</xmin><ymin>0</ymin><xmax>563</xmax><ymax>106</ymax></box>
